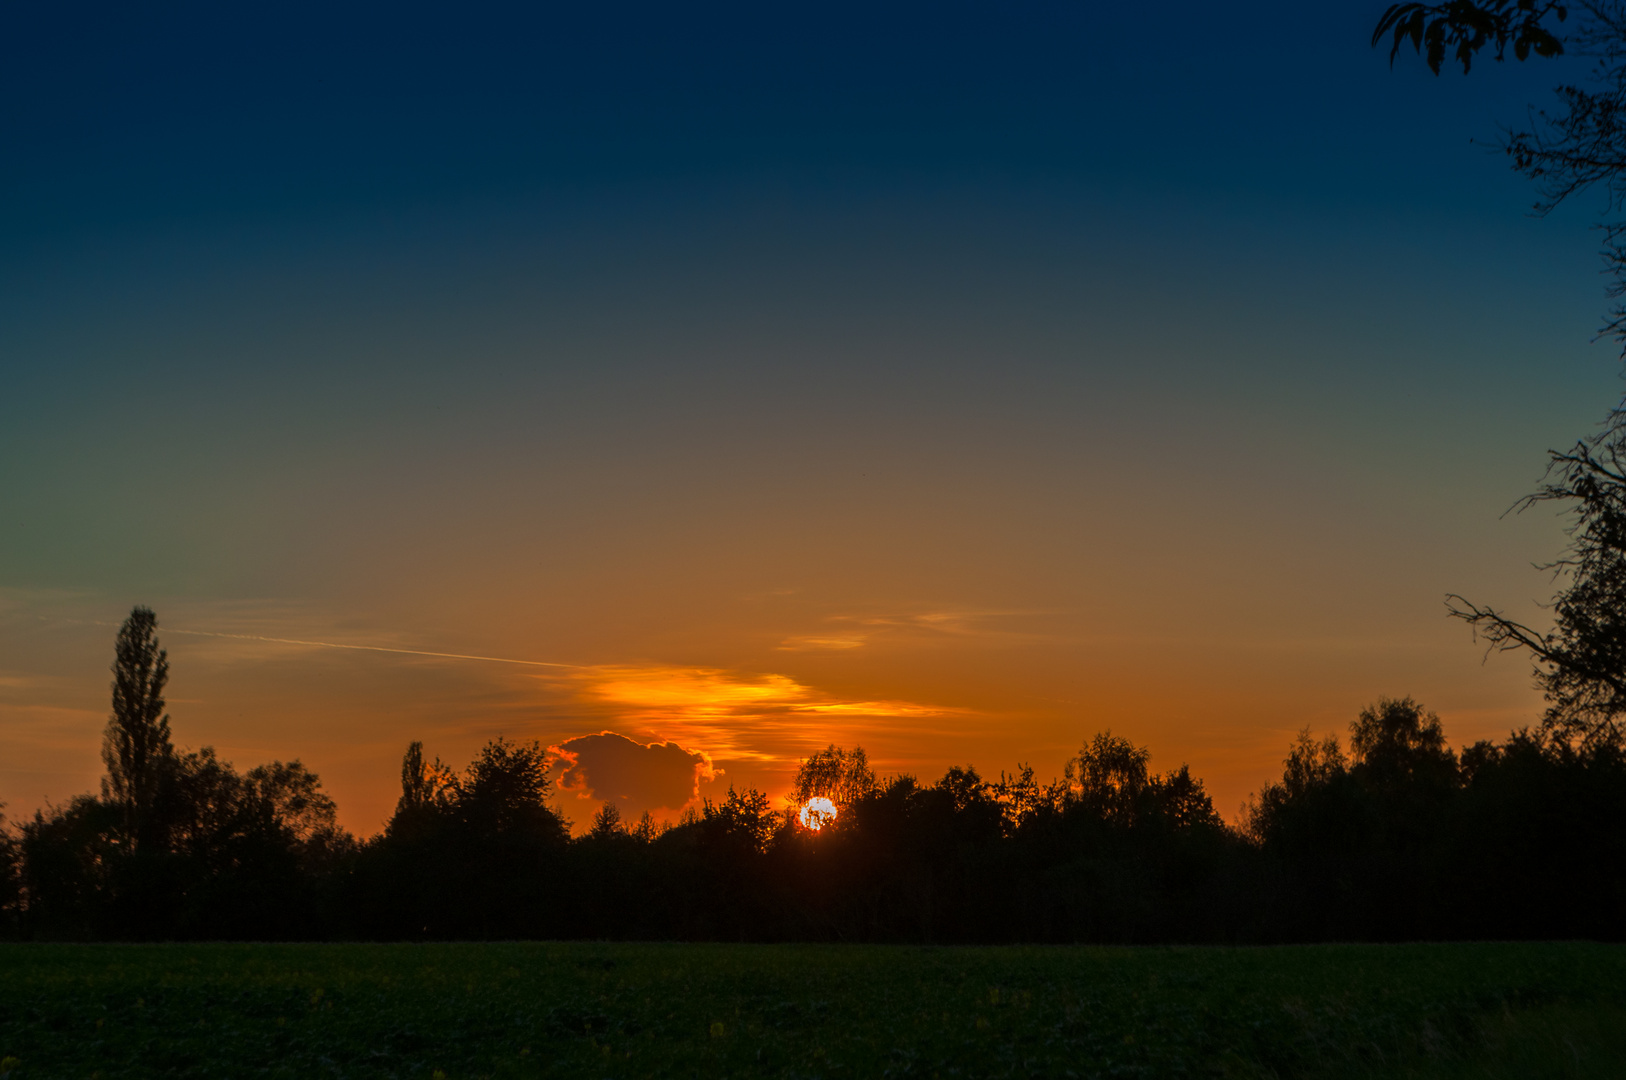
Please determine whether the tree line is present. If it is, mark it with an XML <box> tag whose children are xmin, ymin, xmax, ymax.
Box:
<box><xmin>1</xmin><ymin>604</ymin><xmax>1622</xmax><ymax>943</ymax></box>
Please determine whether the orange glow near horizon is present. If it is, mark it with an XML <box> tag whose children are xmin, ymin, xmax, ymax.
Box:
<box><xmin>0</xmin><ymin>587</ymin><xmax>1554</xmax><ymax>838</ymax></box>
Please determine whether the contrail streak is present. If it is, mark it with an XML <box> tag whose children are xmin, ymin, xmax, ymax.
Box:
<box><xmin>74</xmin><ymin>620</ymin><xmax>584</xmax><ymax>669</ymax></box>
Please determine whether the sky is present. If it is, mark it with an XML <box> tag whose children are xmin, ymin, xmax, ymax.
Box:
<box><xmin>2</xmin><ymin>1</ymin><xmax>1621</xmax><ymax>834</ymax></box>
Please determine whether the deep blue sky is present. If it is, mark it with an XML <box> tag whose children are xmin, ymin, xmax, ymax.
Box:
<box><xmin>3</xmin><ymin>1</ymin><xmax>1621</xmax><ymax>828</ymax></box>
<box><xmin>0</xmin><ymin>2</ymin><xmax>1580</xmax><ymax>234</ymax></box>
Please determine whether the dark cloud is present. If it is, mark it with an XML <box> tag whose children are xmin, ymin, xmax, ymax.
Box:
<box><xmin>550</xmin><ymin>731</ymin><xmax>714</xmax><ymax>822</ymax></box>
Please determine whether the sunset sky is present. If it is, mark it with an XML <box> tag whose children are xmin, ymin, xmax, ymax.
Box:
<box><xmin>2</xmin><ymin>2</ymin><xmax>1618</xmax><ymax>833</ymax></box>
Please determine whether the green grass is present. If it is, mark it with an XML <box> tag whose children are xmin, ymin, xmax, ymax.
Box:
<box><xmin>1</xmin><ymin>942</ymin><xmax>1622</xmax><ymax>1079</ymax></box>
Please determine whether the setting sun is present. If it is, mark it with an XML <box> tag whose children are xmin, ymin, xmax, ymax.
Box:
<box><xmin>798</xmin><ymin>796</ymin><xmax>837</xmax><ymax>831</ymax></box>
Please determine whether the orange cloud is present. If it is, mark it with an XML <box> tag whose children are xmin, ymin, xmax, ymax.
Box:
<box><xmin>564</xmin><ymin>663</ymin><xmax>958</xmax><ymax>765</ymax></box>
<box><xmin>585</xmin><ymin>667</ymin><xmax>805</xmax><ymax>711</ymax></box>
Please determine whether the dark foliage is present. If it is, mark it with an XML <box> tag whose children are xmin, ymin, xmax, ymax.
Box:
<box><xmin>349</xmin><ymin>737</ymin><xmax>569</xmax><ymax>939</ymax></box>
<box><xmin>1374</xmin><ymin>2</ymin><xmax>1567</xmax><ymax>75</ymax></box>
<box><xmin>1244</xmin><ymin>700</ymin><xmax>1626</xmax><ymax>943</ymax></box>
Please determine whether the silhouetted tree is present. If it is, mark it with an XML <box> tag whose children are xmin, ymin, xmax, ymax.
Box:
<box><xmin>1350</xmin><ymin>696</ymin><xmax>1458</xmax><ymax>783</ymax></box>
<box><xmin>354</xmin><ymin>737</ymin><xmax>567</xmax><ymax>938</ymax></box>
<box><xmin>19</xmin><ymin>796</ymin><xmax>121</xmax><ymax>939</ymax></box>
<box><xmin>243</xmin><ymin>761</ymin><xmax>347</xmax><ymax>856</ymax></box>
<box><xmin>700</xmin><ymin>787</ymin><xmax>777</xmax><ymax>855</ymax></box>
<box><xmin>991</xmin><ymin>763</ymin><xmax>1066</xmax><ymax>835</ymax></box>
<box><xmin>1242</xmin><ymin>729</ymin><xmax>1349</xmax><ymax>846</ymax></box>
<box><xmin>589</xmin><ymin>802</ymin><xmax>624</xmax><ymax>838</ymax></box>
<box><xmin>457</xmin><ymin>737</ymin><xmax>562</xmax><ymax>836</ymax></box>
<box><xmin>1449</xmin><ymin>726</ymin><xmax>1626</xmax><ymax>937</ymax></box>
<box><xmin>102</xmin><ymin>607</ymin><xmax>176</xmax><ymax>852</ymax></box>
<box><xmin>1063</xmin><ymin>732</ymin><xmax>1220</xmax><ymax>832</ymax></box>
<box><xmin>1066</xmin><ymin>732</ymin><xmax>1151</xmax><ymax>825</ymax></box>
<box><xmin>790</xmin><ymin>745</ymin><xmax>877</xmax><ymax>811</ymax></box>
<box><xmin>630</xmin><ymin>811</ymin><xmax>661</xmax><ymax>843</ymax></box>
<box><xmin>1153</xmin><ymin>765</ymin><xmax>1224</xmax><ymax>830</ymax></box>
<box><xmin>1242</xmin><ymin>699</ymin><xmax>1477</xmax><ymax>939</ymax></box>
<box><xmin>1450</xmin><ymin>410</ymin><xmax>1626</xmax><ymax>748</ymax></box>
<box><xmin>396</xmin><ymin>740</ymin><xmax>434</xmax><ymax>816</ymax></box>
<box><xmin>153</xmin><ymin>748</ymin><xmax>350</xmax><ymax>938</ymax></box>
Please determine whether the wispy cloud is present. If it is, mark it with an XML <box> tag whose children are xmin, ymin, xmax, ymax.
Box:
<box><xmin>569</xmin><ymin>664</ymin><xmax>957</xmax><ymax>762</ymax></box>
<box><xmin>793</xmin><ymin>701</ymin><xmax>937</xmax><ymax>716</ymax></box>
<box><xmin>31</xmin><ymin>608</ymin><xmax>582</xmax><ymax>671</ymax></box>
<box><xmin>776</xmin><ymin>635</ymin><xmax>868</xmax><ymax>652</ymax></box>
<box><xmin>776</xmin><ymin>608</ymin><xmax>1055</xmax><ymax>651</ymax></box>
<box><xmin>151</xmin><ymin>627</ymin><xmax>583</xmax><ymax>669</ymax></box>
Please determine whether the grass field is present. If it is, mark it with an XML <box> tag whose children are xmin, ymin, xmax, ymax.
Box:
<box><xmin>1</xmin><ymin>941</ymin><xmax>1622</xmax><ymax>1079</ymax></box>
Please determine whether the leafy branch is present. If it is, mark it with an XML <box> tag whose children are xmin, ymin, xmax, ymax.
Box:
<box><xmin>1374</xmin><ymin>1</ymin><xmax>1568</xmax><ymax>73</ymax></box>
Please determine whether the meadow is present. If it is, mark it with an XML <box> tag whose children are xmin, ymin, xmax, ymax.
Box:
<box><xmin>1</xmin><ymin>941</ymin><xmax>1622</xmax><ymax>1079</ymax></box>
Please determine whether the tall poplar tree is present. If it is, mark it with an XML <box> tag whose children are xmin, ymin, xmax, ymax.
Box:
<box><xmin>102</xmin><ymin>606</ymin><xmax>176</xmax><ymax>851</ymax></box>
